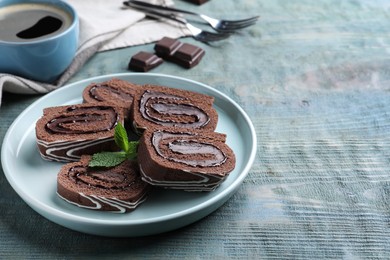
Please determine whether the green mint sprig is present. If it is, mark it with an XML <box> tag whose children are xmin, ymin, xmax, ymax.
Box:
<box><xmin>89</xmin><ymin>122</ymin><xmax>138</xmax><ymax>167</ymax></box>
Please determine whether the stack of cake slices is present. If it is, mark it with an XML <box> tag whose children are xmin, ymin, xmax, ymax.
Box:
<box><xmin>35</xmin><ymin>78</ymin><xmax>236</xmax><ymax>213</ymax></box>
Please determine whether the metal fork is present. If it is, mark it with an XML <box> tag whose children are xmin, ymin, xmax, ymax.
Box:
<box><xmin>124</xmin><ymin>0</ymin><xmax>259</xmax><ymax>32</ymax></box>
<box><xmin>123</xmin><ymin>2</ymin><xmax>231</xmax><ymax>42</ymax></box>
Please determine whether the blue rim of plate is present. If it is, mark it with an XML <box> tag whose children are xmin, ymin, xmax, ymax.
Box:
<box><xmin>1</xmin><ymin>73</ymin><xmax>257</xmax><ymax>234</ymax></box>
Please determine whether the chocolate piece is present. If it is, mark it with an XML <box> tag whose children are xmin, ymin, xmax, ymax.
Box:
<box><xmin>154</xmin><ymin>37</ymin><xmax>183</xmax><ymax>58</ymax></box>
<box><xmin>57</xmin><ymin>156</ymin><xmax>150</xmax><ymax>213</ymax></box>
<box><xmin>128</xmin><ymin>51</ymin><xmax>163</xmax><ymax>72</ymax></box>
<box><xmin>131</xmin><ymin>84</ymin><xmax>218</xmax><ymax>134</ymax></box>
<box><xmin>82</xmin><ymin>78</ymin><xmax>140</xmax><ymax>120</ymax></box>
<box><xmin>171</xmin><ymin>43</ymin><xmax>205</xmax><ymax>68</ymax></box>
<box><xmin>36</xmin><ymin>103</ymin><xmax>124</xmax><ymax>162</ymax></box>
<box><xmin>154</xmin><ymin>37</ymin><xmax>205</xmax><ymax>68</ymax></box>
<box><xmin>138</xmin><ymin>128</ymin><xmax>236</xmax><ymax>191</ymax></box>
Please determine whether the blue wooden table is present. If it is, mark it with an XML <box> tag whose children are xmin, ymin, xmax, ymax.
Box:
<box><xmin>1</xmin><ymin>0</ymin><xmax>390</xmax><ymax>258</ymax></box>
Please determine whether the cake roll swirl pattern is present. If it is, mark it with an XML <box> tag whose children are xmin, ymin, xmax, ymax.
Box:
<box><xmin>138</xmin><ymin>129</ymin><xmax>236</xmax><ymax>191</ymax></box>
<box><xmin>132</xmin><ymin>84</ymin><xmax>218</xmax><ymax>133</ymax></box>
<box><xmin>57</xmin><ymin>156</ymin><xmax>149</xmax><ymax>213</ymax></box>
<box><xmin>82</xmin><ymin>78</ymin><xmax>141</xmax><ymax>121</ymax></box>
<box><xmin>46</xmin><ymin>106</ymin><xmax>117</xmax><ymax>134</ymax></box>
<box><xmin>36</xmin><ymin>103</ymin><xmax>124</xmax><ymax>162</ymax></box>
<box><xmin>87</xmin><ymin>84</ymin><xmax>133</xmax><ymax>103</ymax></box>
<box><xmin>140</xmin><ymin>91</ymin><xmax>209</xmax><ymax>127</ymax></box>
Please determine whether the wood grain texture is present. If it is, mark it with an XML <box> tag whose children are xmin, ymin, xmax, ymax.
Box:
<box><xmin>1</xmin><ymin>0</ymin><xmax>390</xmax><ymax>258</ymax></box>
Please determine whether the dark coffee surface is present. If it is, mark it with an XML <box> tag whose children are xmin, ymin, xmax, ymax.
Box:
<box><xmin>16</xmin><ymin>16</ymin><xmax>62</xmax><ymax>40</ymax></box>
<box><xmin>0</xmin><ymin>3</ymin><xmax>72</xmax><ymax>42</ymax></box>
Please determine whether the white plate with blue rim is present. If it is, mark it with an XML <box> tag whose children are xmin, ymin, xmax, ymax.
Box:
<box><xmin>1</xmin><ymin>73</ymin><xmax>257</xmax><ymax>237</ymax></box>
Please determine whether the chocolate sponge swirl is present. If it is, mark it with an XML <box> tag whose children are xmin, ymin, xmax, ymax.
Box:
<box><xmin>140</xmin><ymin>90</ymin><xmax>210</xmax><ymax>128</ymax></box>
<box><xmin>152</xmin><ymin>130</ymin><xmax>227</xmax><ymax>167</ymax></box>
<box><xmin>46</xmin><ymin>106</ymin><xmax>118</xmax><ymax>135</ymax></box>
<box><xmin>82</xmin><ymin>78</ymin><xmax>141</xmax><ymax>121</ymax></box>
<box><xmin>57</xmin><ymin>156</ymin><xmax>149</xmax><ymax>213</ymax></box>
<box><xmin>88</xmin><ymin>84</ymin><xmax>133</xmax><ymax>102</ymax></box>
<box><xmin>36</xmin><ymin>103</ymin><xmax>124</xmax><ymax>162</ymax></box>
<box><xmin>132</xmin><ymin>85</ymin><xmax>218</xmax><ymax>134</ymax></box>
<box><xmin>138</xmin><ymin>128</ymin><xmax>236</xmax><ymax>191</ymax></box>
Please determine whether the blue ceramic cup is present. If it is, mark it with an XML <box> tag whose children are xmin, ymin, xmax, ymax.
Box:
<box><xmin>0</xmin><ymin>0</ymin><xmax>79</xmax><ymax>83</ymax></box>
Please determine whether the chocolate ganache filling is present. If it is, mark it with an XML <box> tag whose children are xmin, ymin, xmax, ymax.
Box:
<box><xmin>46</xmin><ymin>106</ymin><xmax>118</xmax><ymax>134</ymax></box>
<box><xmin>89</xmin><ymin>84</ymin><xmax>134</xmax><ymax>103</ymax></box>
<box><xmin>152</xmin><ymin>131</ymin><xmax>227</xmax><ymax>167</ymax></box>
<box><xmin>140</xmin><ymin>90</ymin><xmax>210</xmax><ymax>128</ymax></box>
<box><xmin>68</xmin><ymin>166</ymin><xmax>134</xmax><ymax>190</ymax></box>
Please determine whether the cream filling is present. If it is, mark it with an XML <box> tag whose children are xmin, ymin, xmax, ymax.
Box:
<box><xmin>37</xmin><ymin>137</ymin><xmax>114</xmax><ymax>162</ymax></box>
<box><xmin>139</xmin><ymin>163</ymin><xmax>225</xmax><ymax>192</ymax></box>
<box><xmin>57</xmin><ymin>192</ymin><xmax>147</xmax><ymax>213</ymax></box>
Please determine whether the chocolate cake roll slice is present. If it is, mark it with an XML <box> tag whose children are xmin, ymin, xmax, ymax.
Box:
<box><xmin>36</xmin><ymin>103</ymin><xmax>123</xmax><ymax>162</ymax></box>
<box><xmin>82</xmin><ymin>78</ymin><xmax>140</xmax><ymax>120</ymax></box>
<box><xmin>57</xmin><ymin>156</ymin><xmax>150</xmax><ymax>213</ymax></box>
<box><xmin>131</xmin><ymin>84</ymin><xmax>218</xmax><ymax>134</ymax></box>
<box><xmin>138</xmin><ymin>128</ymin><xmax>236</xmax><ymax>191</ymax></box>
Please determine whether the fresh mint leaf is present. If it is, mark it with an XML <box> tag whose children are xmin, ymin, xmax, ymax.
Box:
<box><xmin>114</xmin><ymin>122</ymin><xmax>129</xmax><ymax>153</ymax></box>
<box><xmin>127</xmin><ymin>141</ymin><xmax>139</xmax><ymax>160</ymax></box>
<box><xmin>89</xmin><ymin>151</ymin><xmax>127</xmax><ymax>167</ymax></box>
<box><xmin>88</xmin><ymin>124</ymin><xmax>139</xmax><ymax>168</ymax></box>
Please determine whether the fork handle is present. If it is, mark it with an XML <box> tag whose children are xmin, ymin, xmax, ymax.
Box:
<box><xmin>124</xmin><ymin>0</ymin><xmax>198</xmax><ymax>16</ymax></box>
<box><xmin>124</xmin><ymin>2</ymin><xmax>187</xmax><ymax>25</ymax></box>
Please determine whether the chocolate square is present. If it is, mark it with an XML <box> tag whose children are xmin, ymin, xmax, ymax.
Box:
<box><xmin>154</xmin><ymin>37</ymin><xmax>183</xmax><ymax>58</ymax></box>
<box><xmin>171</xmin><ymin>43</ymin><xmax>205</xmax><ymax>68</ymax></box>
<box><xmin>154</xmin><ymin>37</ymin><xmax>205</xmax><ymax>69</ymax></box>
<box><xmin>128</xmin><ymin>51</ymin><xmax>163</xmax><ymax>72</ymax></box>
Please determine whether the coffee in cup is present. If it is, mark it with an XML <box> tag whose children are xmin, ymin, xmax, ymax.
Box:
<box><xmin>0</xmin><ymin>3</ymin><xmax>73</xmax><ymax>43</ymax></box>
<box><xmin>0</xmin><ymin>0</ymin><xmax>79</xmax><ymax>83</ymax></box>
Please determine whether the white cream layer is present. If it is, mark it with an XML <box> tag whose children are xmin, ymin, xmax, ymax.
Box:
<box><xmin>37</xmin><ymin>136</ymin><xmax>114</xmax><ymax>162</ymax></box>
<box><xmin>139</xmin><ymin>163</ymin><xmax>225</xmax><ymax>192</ymax></box>
<box><xmin>57</xmin><ymin>192</ymin><xmax>147</xmax><ymax>213</ymax></box>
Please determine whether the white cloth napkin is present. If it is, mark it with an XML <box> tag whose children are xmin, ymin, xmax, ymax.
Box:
<box><xmin>0</xmin><ymin>0</ymin><xmax>190</xmax><ymax>105</ymax></box>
